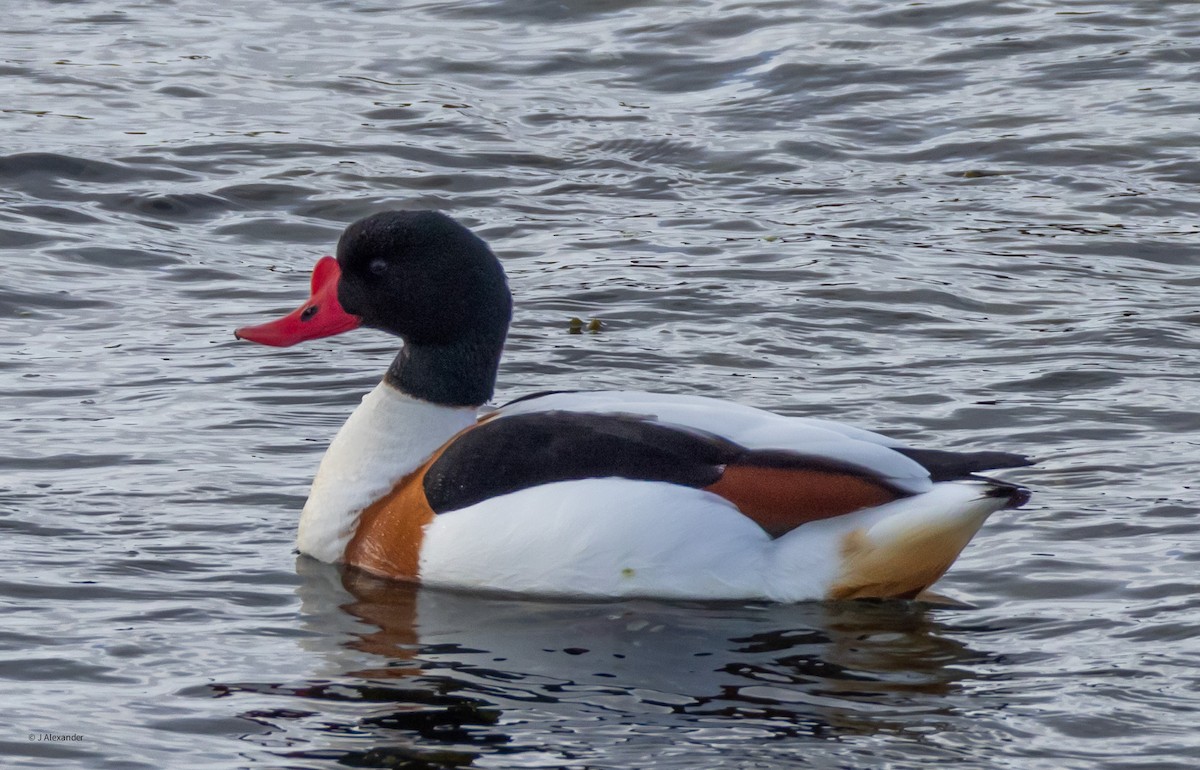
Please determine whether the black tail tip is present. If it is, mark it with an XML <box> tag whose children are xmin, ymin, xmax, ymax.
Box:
<box><xmin>986</xmin><ymin>483</ymin><xmax>1031</xmax><ymax>509</ymax></box>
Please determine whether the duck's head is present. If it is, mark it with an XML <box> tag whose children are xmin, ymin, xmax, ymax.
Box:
<box><xmin>236</xmin><ymin>210</ymin><xmax>513</xmax><ymax>406</ymax></box>
<box><xmin>236</xmin><ymin>210</ymin><xmax>511</xmax><ymax>347</ymax></box>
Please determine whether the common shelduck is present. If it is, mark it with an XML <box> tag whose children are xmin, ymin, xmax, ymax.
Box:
<box><xmin>235</xmin><ymin>210</ymin><xmax>1031</xmax><ymax>602</ymax></box>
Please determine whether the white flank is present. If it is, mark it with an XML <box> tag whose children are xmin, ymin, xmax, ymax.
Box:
<box><xmin>297</xmin><ymin>381</ymin><xmax>476</xmax><ymax>562</ymax></box>
<box><xmin>419</xmin><ymin>479</ymin><xmax>783</xmax><ymax>599</ymax></box>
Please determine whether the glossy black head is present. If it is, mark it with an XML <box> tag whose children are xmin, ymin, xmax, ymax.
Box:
<box><xmin>335</xmin><ymin>210</ymin><xmax>512</xmax><ymax>344</ymax></box>
<box><xmin>335</xmin><ymin>210</ymin><xmax>513</xmax><ymax>407</ymax></box>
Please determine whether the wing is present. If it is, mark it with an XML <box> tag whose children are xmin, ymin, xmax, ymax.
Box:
<box><xmin>427</xmin><ymin>395</ymin><xmax>979</xmax><ymax>532</ymax></box>
<box><xmin>493</xmin><ymin>390</ymin><xmax>935</xmax><ymax>493</ymax></box>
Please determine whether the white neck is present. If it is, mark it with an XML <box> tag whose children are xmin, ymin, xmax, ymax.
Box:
<box><xmin>296</xmin><ymin>381</ymin><xmax>477</xmax><ymax>562</ymax></box>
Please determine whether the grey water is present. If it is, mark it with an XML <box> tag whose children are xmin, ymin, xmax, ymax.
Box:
<box><xmin>3</xmin><ymin>0</ymin><xmax>1200</xmax><ymax>767</ymax></box>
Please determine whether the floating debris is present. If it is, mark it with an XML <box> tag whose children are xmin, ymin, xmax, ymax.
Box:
<box><xmin>568</xmin><ymin>317</ymin><xmax>604</xmax><ymax>334</ymax></box>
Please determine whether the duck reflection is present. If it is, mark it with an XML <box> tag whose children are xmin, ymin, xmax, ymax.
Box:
<box><xmin>285</xmin><ymin>557</ymin><xmax>1001</xmax><ymax>765</ymax></box>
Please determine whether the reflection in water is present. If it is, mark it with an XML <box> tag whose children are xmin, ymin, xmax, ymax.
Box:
<box><xmin>209</xmin><ymin>559</ymin><xmax>1006</xmax><ymax>766</ymax></box>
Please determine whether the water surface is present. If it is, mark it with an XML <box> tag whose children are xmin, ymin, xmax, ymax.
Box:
<box><xmin>3</xmin><ymin>1</ymin><xmax>1199</xmax><ymax>767</ymax></box>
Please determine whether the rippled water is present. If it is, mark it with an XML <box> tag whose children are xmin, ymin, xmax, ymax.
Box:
<box><xmin>4</xmin><ymin>0</ymin><xmax>1200</xmax><ymax>767</ymax></box>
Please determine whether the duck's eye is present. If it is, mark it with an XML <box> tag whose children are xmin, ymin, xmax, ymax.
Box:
<box><xmin>300</xmin><ymin>305</ymin><xmax>319</xmax><ymax>322</ymax></box>
<box><xmin>369</xmin><ymin>259</ymin><xmax>388</xmax><ymax>276</ymax></box>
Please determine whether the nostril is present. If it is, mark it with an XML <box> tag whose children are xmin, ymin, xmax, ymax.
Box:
<box><xmin>300</xmin><ymin>305</ymin><xmax>319</xmax><ymax>322</ymax></box>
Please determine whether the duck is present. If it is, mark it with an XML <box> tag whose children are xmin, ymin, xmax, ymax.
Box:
<box><xmin>235</xmin><ymin>210</ymin><xmax>1031</xmax><ymax>602</ymax></box>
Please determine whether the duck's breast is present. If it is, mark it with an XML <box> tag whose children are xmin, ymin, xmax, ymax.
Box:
<box><xmin>298</xmin><ymin>382</ymin><xmax>476</xmax><ymax>563</ymax></box>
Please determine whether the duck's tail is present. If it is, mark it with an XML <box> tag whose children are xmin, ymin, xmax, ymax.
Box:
<box><xmin>826</xmin><ymin>480</ymin><xmax>1027</xmax><ymax>600</ymax></box>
